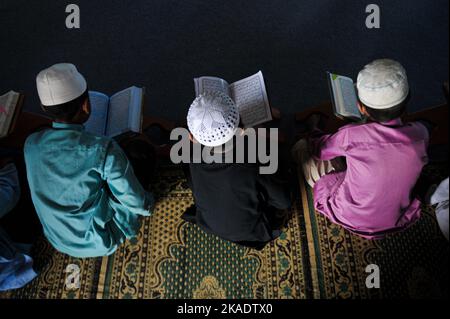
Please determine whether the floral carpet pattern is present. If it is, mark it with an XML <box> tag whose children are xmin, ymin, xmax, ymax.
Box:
<box><xmin>0</xmin><ymin>164</ymin><xmax>448</xmax><ymax>299</ymax></box>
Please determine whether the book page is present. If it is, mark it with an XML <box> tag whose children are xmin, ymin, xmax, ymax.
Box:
<box><xmin>0</xmin><ymin>91</ymin><xmax>20</xmax><ymax>139</ymax></box>
<box><xmin>194</xmin><ymin>76</ymin><xmax>230</xmax><ymax>96</ymax></box>
<box><xmin>229</xmin><ymin>71</ymin><xmax>272</xmax><ymax>127</ymax></box>
<box><xmin>84</xmin><ymin>91</ymin><xmax>110</xmax><ymax>136</ymax></box>
<box><xmin>328</xmin><ymin>73</ymin><xmax>361</xmax><ymax>120</ymax></box>
<box><xmin>127</xmin><ymin>87</ymin><xmax>144</xmax><ymax>134</ymax></box>
<box><xmin>107</xmin><ymin>87</ymin><xmax>142</xmax><ymax>137</ymax></box>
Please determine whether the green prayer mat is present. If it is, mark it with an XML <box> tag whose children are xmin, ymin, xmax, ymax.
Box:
<box><xmin>1</xmin><ymin>164</ymin><xmax>448</xmax><ymax>299</ymax></box>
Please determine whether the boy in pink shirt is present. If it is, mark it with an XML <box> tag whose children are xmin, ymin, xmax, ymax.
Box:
<box><xmin>293</xmin><ymin>59</ymin><xmax>430</xmax><ymax>239</ymax></box>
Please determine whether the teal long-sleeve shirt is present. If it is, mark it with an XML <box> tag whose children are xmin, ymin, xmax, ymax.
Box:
<box><xmin>24</xmin><ymin>122</ymin><xmax>153</xmax><ymax>258</ymax></box>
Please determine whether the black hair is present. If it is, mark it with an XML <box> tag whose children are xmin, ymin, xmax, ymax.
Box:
<box><xmin>361</xmin><ymin>94</ymin><xmax>410</xmax><ymax>122</ymax></box>
<box><xmin>363</xmin><ymin>103</ymin><xmax>406</xmax><ymax>122</ymax></box>
<box><xmin>41</xmin><ymin>89</ymin><xmax>89</xmax><ymax>121</ymax></box>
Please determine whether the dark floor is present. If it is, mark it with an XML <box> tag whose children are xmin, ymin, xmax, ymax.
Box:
<box><xmin>0</xmin><ymin>0</ymin><xmax>449</xmax><ymax>122</ymax></box>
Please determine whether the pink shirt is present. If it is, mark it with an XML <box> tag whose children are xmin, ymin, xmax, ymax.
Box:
<box><xmin>311</xmin><ymin>119</ymin><xmax>429</xmax><ymax>239</ymax></box>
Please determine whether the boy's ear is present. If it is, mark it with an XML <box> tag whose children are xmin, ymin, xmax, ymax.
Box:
<box><xmin>357</xmin><ymin>102</ymin><xmax>368</xmax><ymax>116</ymax></box>
<box><xmin>188</xmin><ymin>132</ymin><xmax>197</xmax><ymax>143</ymax></box>
<box><xmin>81</xmin><ymin>97</ymin><xmax>91</xmax><ymax>115</ymax></box>
<box><xmin>357</xmin><ymin>101</ymin><xmax>363</xmax><ymax>112</ymax></box>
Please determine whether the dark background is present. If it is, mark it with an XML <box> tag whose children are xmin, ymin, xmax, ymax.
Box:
<box><xmin>0</xmin><ymin>0</ymin><xmax>448</xmax><ymax>121</ymax></box>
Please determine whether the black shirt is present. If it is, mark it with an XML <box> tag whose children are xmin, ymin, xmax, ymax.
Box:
<box><xmin>184</xmin><ymin>161</ymin><xmax>291</xmax><ymax>246</ymax></box>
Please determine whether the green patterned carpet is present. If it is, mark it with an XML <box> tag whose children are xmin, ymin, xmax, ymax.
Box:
<box><xmin>0</xmin><ymin>164</ymin><xmax>448</xmax><ymax>299</ymax></box>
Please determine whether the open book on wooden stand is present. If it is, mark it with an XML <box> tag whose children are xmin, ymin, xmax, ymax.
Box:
<box><xmin>0</xmin><ymin>91</ymin><xmax>24</xmax><ymax>139</ymax></box>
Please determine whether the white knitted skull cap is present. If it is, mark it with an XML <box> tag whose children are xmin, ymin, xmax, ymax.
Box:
<box><xmin>357</xmin><ymin>59</ymin><xmax>409</xmax><ymax>109</ymax></box>
<box><xmin>187</xmin><ymin>91</ymin><xmax>240</xmax><ymax>147</ymax></box>
<box><xmin>36</xmin><ymin>63</ymin><xmax>87</xmax><ymax>106</ymax></box>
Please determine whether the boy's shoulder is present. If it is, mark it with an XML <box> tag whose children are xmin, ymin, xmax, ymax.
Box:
<box><xmin>336</xmin><ymin>119</ymin><xmax>402</xmax><ymax>133</ymax></box>
<box><xmin>334</xmin><ymin>119</ymin><xmax>429</xmax><ymax>143</ymax></box>
<box><xmin>25</xmin><ymin>127</ymin><xmax>113</xmax><ymax>151</ymax></box>
<box><xmin>25</xmin><ymin>128</ymin><xmax>49</xmax><ymax>148</ymax></box>
<box><xmin>334</xmin><ymin>122</ymin><xmax>369</xmax><ymax>135</ymax></box>
<box><xmin>331</xmin><ymin>121</ymin><xmax>382</xmax><ymax>143</ymax></box>
<box><xmin>81</xmin><ymin>130</ymin><xmax>114</xmax><ymax>144</ymax></box>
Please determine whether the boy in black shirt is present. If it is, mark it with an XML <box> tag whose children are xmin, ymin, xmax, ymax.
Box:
<box><xmin>182</xmin><ymin>91</ymin><xmax>291</xmax><ymax>249</ymax></box>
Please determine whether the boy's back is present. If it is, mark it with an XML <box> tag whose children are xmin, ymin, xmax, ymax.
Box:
<box><xmin>184</xmin><ymin>91</ymin><xmax>291</xmax><ymax>248</ymax></box>
<box><xmin>187</xmin><ymin>161</ymin><xmax>290</xmax><ymax>245</ymax></box>
<box><xmin>311</xmin><ymin>118</ymin><xmax>429</xmax><ymax>237</ymax></box>
<box><xmin>25</xmin><ymin>122</ymin><xmax>151</xmax><ymax>258</ymax></box>
<box><xmin>27</xmin><ymin>63</ymin><xmax>153</xmax><ymax>257</ymax></box>
<box><xmin>294</xmin><ymin>60</ymin><xmax>432</xmax><ymax>239</ymax></box>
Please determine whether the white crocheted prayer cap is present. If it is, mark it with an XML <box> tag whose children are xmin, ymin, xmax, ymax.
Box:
<box><xmin>36</xmin><ymin>63</ymin><xmax>87</xmax><ymax>106</ymax></box>
<box><xmin>357</xmin><ymin>59</ymin><xmax>409</xmax><ymax>110</ymax></box>
<box><xmin>187</xmin><ymin>91</ymin><xmax>240</xmax><ymax>147</ymax></box>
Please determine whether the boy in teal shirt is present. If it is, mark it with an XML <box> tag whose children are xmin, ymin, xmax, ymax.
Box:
<box><xmin>24</xmin><ymin>63</ymin><xmax>153</xmax><ymax>258</ymax></box>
